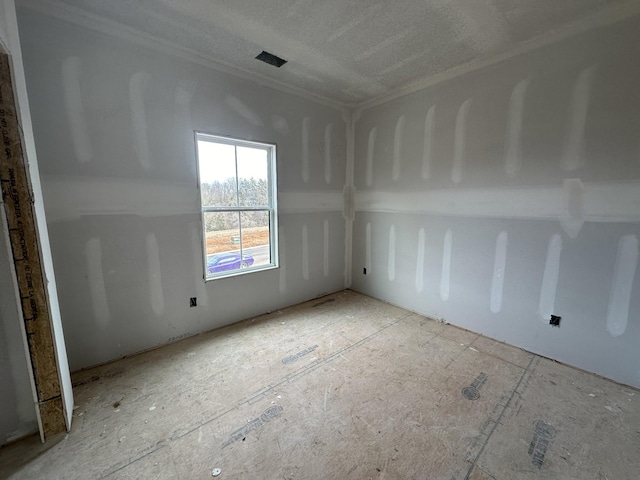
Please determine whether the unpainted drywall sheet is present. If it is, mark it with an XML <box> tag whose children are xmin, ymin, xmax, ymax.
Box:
<box><xmin>0</xmin><ymin>0</ymin><xmax>38</xmax><ymax>446</ymax></box>
<box><xmin>0</xmin><ymin>211</ymin><xmax>37</xmax><ymax>445</ymax></box>
<box><xmin>16</xmin><ymin>7</ymin><xmax>347</xmax><ymax>370</ymax></box>
<box><xmin>351</xmin><ymin>15</ymin><xmax>640</xmax><ymax>388</ymax></box>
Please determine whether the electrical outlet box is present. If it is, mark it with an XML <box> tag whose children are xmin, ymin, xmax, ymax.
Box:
<box><xmin>190</xmin><ymin>297</ymin><xmax>197</xmax><ymax>307</ymax></box>
<box><xmin>363</xmin><ymin>267</ymin><xmax>367</xmax><ymax>275</ymax></box>
<box><xmin>550</xmin><ymin>315</ymin><xmax>561</xmax><ymax>327</ymax></box>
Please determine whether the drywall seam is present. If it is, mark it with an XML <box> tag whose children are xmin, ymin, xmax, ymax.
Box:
<box><xmin>452</xmin><ymin>99</ymin><xmax>471</xmax><ymax>184</ymax></box>
<box><xmin>504</xmin><ymin>79</ymin><xmax>529</xmax><ymax>178</ymax></box>
<box><xmin>270</xmin><ymin>115</ymin><xmax>290</xmax><ymax>135</ymax></box>
<box><xmin>302</xmin><ymin>224</ymin><xmax>309</xmax><ymax>280</ymax></box>
<box><xmin>282</xmin><ymin>191</ymin><xmax>344</xmax><ymax>213</ymax></box>
<box><xmin>538</xmin><ymin>233</ymin><xmax>562</xmax><ymax>322</ymax></box>
<box><xmin>324</xmin><ymin>123</ymin><xmax>333</xmax><ymax>184</ymax></box>
<box><xmin>432</xmin><ymin>0</ymin><xmax>509</xmax><ymax>56</ymax></box>
<box><xmin>323</xmin><ymin>219</ymin><xmax>329</xmax><ymax>277</ymax></box>
<box><xmin>378</xmin><ymin>51</ymin><xmax>425</xmax><ymax>77</ymax></box>
<box><xmin>388</xmin><ymin>225</ymin><xmax>396</xmax><ymax>281</ymax></box>
<box><xmin>560</xmin><ymin>178</ymin><xmax>585</xmax><ymax>238</ymax></box>
<box><xmin>415</xmin><ymin>227</ymin><xmax>425</xmax><ymax>293</ymax></box>
<box><xmin>365</xmin><ymin>126</ymin><xmax>376</xmax><ymax>187</ymax></box>
<box><xmin>61</xmin><ymin>56</ymin><xmax>91</xmax><ymax>163</ymax></box>
<box><xmin>341</xmin><ymin>186</ymin><xmax>355</xmax><ymax>220</ymax></box>
<box><xmin>145</xmin><ymin>232</ymin><xmax>165</xmax><ymax>316</ymax></box>
<box><xmin>606</xmin><ymin>234</ymin><xmax>638</xmax><ymax>337</ymax></box>
<box><xmin>41</xmin><ymin>176</ymin><xmax>197</xmax><ymax>222</ymax></box>
<box><xmin>225</xmin><ymin>94</ymin><xmax>264</xmax><ymax>127</ymax></box>
<box><xmin>356</xmin><ymin>30</ymin><xmax>411</xmax><ymax>61</ymax></box>
<box><xmin>422</xmin><ymin>106</ymin><xmax>435</xmax><ymax>180</ymax></box>
<box><xmin>174</xmin><ymin>80</ymin><xmax>196</xmax><ymax>161</ymax></box>
<box><xmin>174</xmin><ymin>79</ymin><xmax>196</xmax><ymax>129</ymax></box>
<box><xmin>490</xmin><ymin>231</ymin><xmax>508</xmax><ymax>313</ymax></box>
<box><xmin>343</xmin><ymin>110</ymin><xmax>356</xmax><ymax>288</ymax></box>
<box><xmin>440</xmin><ymin>229</ymin><xmax>452</xmax><ymax>301</ymax></box>
<box><xmin>327</xmin><ymin>3</ymin><xmax>384</xmax><ymax>42</ymax></box>
<box><xmin>354</xmin><ymin>182</ymin><xmax>640</xmax><ymax>222</ymax></box>
<box><xmin>392</xmin><ymin>115</ymin><xmax>405</xmax><ymax>181</ymax></box>
<box><xmin>562</xmin><ymin>66</ymin><xmax>596</xmax><ymax>171</ymax></box>
<box><xmin>365</xmin><ymin>222</ymin><xmax>372</xmax><ymax>274</ymax></box>
<box><xmin>41</xmin><ymin>177</ymin><xmax>342</xmax><ymax>221</ymax></box>
<box><xmin>129</xmin><ymin>71</ymin><xmax>151</xmax><ymax>170</ymax></box>
<box><xmin>301</xmin><ymin>117</ymin><xmax>310</xmax><ymax>183</ymax></box>
<box><xmin>279</xmin><ymin>226</ymin><xmax>286</xmax><ymax>294</ymax></box>
<box><xmin>84</xmin><ymin>238</ymin><xmax>110</xmax><ymax>329</ymax></box>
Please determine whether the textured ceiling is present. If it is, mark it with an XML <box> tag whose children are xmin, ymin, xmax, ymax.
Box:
<box><xmin>23</xmin><ymin>0</ymin><xmax>638</xmax><ymax>107</ymax></box>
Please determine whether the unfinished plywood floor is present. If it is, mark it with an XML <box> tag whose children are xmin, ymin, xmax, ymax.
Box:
<box><xmin>1</xmin><ymin>290</ymin><xmax>639</xmax><ymax>479</ymax></box>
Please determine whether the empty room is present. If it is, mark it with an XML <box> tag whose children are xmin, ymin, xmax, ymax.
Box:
<box><xmin>1</xmin><ymin>0</ymin><xmax>639</xmax><ymax>478</ymax></box>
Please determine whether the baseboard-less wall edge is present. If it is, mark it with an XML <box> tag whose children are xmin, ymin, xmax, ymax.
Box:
<box><xmin>348</xmin><ymin>287</ymin><xmax>640</xmax><ymax>393</ymax></box>
<box><xmin>70</xmin><ymin>287</ymin><xmax>346</xmax><ymax>382</ymax></box>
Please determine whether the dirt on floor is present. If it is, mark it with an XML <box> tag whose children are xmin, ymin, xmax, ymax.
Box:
<box><xmin>205</xmin><ymin>226</ymin><xmax>269</xmax><ymax>254</ymax></box>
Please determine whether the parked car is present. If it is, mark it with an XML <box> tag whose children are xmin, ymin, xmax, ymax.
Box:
<box><xmin>207</xmin><ymin>252</ymin><xmax>254</xmax><ymax>274</ymax></box>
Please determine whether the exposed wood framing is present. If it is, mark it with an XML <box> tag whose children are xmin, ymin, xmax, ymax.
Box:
<box><xmin>0</xmin><ymin>53</ymin><xmax>65</xmax><ymax>439</ymax></box>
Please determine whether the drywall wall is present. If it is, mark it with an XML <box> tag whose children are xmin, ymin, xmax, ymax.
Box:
<box><xmin>16</xmin><ymin>5</ymin><xmax>347</xmax><ymax>370</ymax></box>
<box><xmin>351</xmin><ymin>14</ymin><xmax>640</xmax><ymax>388</ymax></box>
<box><xmin>0</xmin><ymin>0</ymin><xmax>38</xmax><ymax>445</ymax></box>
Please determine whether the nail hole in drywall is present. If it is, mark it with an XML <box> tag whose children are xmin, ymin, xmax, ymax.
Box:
<box><xmin>190</xmin><ymin>297</ymin><xmax>197</xmax><ymax>307</ymax></box>
<box><xmin>549</xmin><ymin>315</ymin><xmax>561</xmax><ymax>327</ymax></box>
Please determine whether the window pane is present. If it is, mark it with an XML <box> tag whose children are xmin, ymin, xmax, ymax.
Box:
<box><xmin>240</xmin><ymin>211</ymin><xmax>271</xmax><ymax>268</ymax></box>
<box><xmin>204</xmin><ymin>212</ymin><xmax>243</xmax><ymax>276</ymax></box>
<box><xmin>196</xmin><ymin>134</ymin><xmax>277</xmax><ymax>280</ymax></box>
<box><xmin>237</xmin><ymin>146</ymin><xmax>268</xmax><ymax>207</ymax></box>
<box><xmin>198</xmin><ymin>140</ymin><xmax>238</xmax><ymax>207</ymax></box>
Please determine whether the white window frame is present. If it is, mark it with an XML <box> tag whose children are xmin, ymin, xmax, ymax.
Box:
<box><xmin>195</xmin><ymin>132</ymin><xmax>279</xmax><ymax>281</ymax></box>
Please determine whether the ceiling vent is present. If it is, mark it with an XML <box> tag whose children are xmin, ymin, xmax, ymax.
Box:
<box><xmin>255</xmin><ymin>51</ymin><xmax>287</xmax><ymax>68</ymax></box>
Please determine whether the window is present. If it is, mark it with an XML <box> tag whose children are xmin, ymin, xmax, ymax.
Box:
<box><xmin>195</xmin><ymin>133</ymin><xmax>278</xmax><ymax>280</ymax></box>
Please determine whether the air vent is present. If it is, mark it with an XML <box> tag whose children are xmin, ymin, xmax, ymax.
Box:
<box><xmin>256</xmin><ymin>51</ymin><xmax>287</xmax><ymax>68</ymax></box>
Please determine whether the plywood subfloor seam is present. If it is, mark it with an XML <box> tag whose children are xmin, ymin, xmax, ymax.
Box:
<box><xmin>463</xmin><ymin>355</ymin><xmax>536</xmax><ymax>480</ymax></box>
